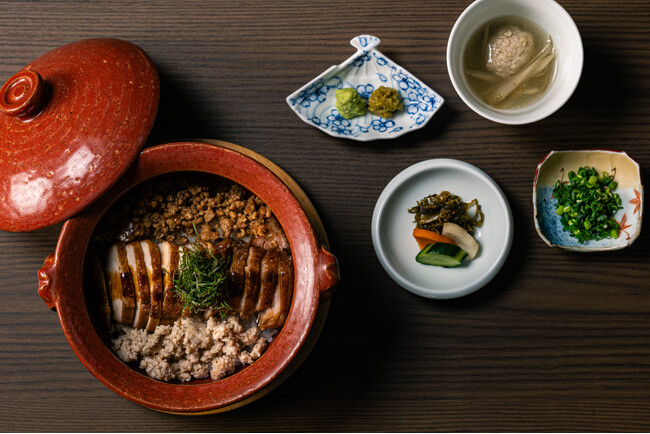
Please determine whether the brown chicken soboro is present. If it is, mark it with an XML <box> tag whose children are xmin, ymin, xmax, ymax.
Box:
<box><xmin>97</xmin><ymin>176</ymin><xmax>274</xmax><ymax>246</ymax></box>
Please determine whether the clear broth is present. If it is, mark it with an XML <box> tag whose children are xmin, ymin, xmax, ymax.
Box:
<box><xmin>463</xmin><ymin>16</ymin><xmax>556</xmax><ymax>110</ymax></box>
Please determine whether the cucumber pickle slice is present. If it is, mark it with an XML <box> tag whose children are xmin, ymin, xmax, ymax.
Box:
<box><xmin>415</xmin><ymin>242</ymin><xmax>468</xmax><ymax>267</ymax></box>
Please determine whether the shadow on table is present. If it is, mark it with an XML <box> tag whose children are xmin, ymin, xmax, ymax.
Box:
<box><xmin>549</xmin><ymin>38</ymin><xmax>637</xmax><ymax>141</ymax></box>
<box><xmin>146</xmin><ymin>68</ymin><xmax>220</xmax><ymax>146</ymax></box>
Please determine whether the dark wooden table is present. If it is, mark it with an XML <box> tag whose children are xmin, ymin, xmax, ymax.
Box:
<box><xmin>1</xmin><ymin>0</ymin><xmax>649</xmax><ymax>431</ymax></box>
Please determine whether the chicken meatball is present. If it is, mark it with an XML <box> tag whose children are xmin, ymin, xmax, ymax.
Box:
<box><xmin>486</xmin><ymin>25</ymin><xmax>534</xmax><ymax>77</ymax></box>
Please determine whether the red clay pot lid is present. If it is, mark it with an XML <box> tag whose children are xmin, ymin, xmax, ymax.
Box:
<box><xmin>0</xmin><ymin>38</ymin><xmax>159</xmax><ymax>231</ymax></box>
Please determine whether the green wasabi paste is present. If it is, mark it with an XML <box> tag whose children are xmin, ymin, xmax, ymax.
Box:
<box><xmin>335</xmin><ymin>88</ymin><xmax>366</xmax><ymax>119</ymax></box>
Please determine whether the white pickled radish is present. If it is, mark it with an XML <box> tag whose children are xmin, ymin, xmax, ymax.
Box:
<box><xmin>442</xmin><ymin>222</ymin><xmax>479</xmax><ymax>260</ymax></box>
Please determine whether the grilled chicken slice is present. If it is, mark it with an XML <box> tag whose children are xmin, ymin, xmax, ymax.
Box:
<box><xmin>239</xmin><ymin>245</ymin><xmax>265</xmax><ymax>319</ymax></box>
<box><xmin>158</xmin><ymin>241</ymin><xmax>184</xmax><ymax>325</ymax></box>
<box><xmin>103</xmin><ymin>243</ymin><xmax>135</xmax><ymax>325</ymax></box>
<box><xmin>91</xmin><ymin>254</ymin><xmax>112</xmax><ymax>330</ymax></box>
<box><xmin>125</xmin><ymin>241</ymin><xmax>152</xmax><ymax>329</ymax></box>
<box><xmin>267</xmin><ymin>217</ymin><xmax>289</xmax><ymax>251</ymax></box>
<box><xmin>229</xmin><ymin>240</ymin><xmax>249</xmax><ymax>294</ymax></box>
<box><xmin>259</xmin><ymin>249</ymin><xmax>293</xmax><ymax>330</ymax></box>
<box><xmin>255</xmin><ymin>248</ymin><xmax>278</xmax><ymax>312</ymax></box>
<box><xmin>140</xmin><ymin>240</ymin><xmax>164</xmax><ymax>332</ymax></box>
<box><xmin>205</xmin><ymin>239</ymin><xmax>233</xmax><ymax>261</ymax></box>
<box><xmin>105</xmin><ymin>238</ymin><xmax>293</xmax><ymax>330</ymax></box>
<box><xmin>228</xmin><ymin>240</ymin><xmax>249</xmax><ymax>309</ymax></box>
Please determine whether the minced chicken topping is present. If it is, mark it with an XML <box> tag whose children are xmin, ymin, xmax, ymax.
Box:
<box><xmin>111</xmin><ymin>315</ymin><xmax>268</xmax><ymax>382</ymax></box>
<box><xmin>98</xmin><ymin>177</ymin><xmax>274</xmax><ymax>246</ymax></box>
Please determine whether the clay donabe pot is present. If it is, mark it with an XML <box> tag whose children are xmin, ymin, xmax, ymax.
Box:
<box><xmin>38</xmin><ymin>140</ymin><xmax>339</xmax><ymax>413</ymax></box>
<box><xmin>2</xmin><ymin>38</ymin><xmax>338</xmax><ymax>413</ymax></box>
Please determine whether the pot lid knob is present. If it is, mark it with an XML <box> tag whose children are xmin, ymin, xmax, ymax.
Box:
<box><xmin>0</xmin><ymin>70</ymin><xmax>47</xmax><ymax>119</ymax></box>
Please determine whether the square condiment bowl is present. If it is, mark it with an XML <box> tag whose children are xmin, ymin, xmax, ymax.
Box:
<box><xmin>533</xmin><ymin>150</ymin><xmax>643</xmax><ymax>251</ymax></box>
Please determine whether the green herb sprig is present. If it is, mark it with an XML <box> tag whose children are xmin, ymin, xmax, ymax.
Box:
<box><xmin>172</xmin><ymin>241</ymin><xmax>232</xmax><ymax>316</ymax></box>
<box><xmin>552</xmin><ymin>166</ymin><xmax>623</xmax><ymax>243</ymax></box>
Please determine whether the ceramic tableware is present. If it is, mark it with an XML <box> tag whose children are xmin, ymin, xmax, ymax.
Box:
<box><xmin>372</xmin><ymin>159</ymin><xmax>513</xmax><ymax>299</ymax></box>
<box><xmin>0</xmin><ymin>40</ymin><xmax>340</xmax><ymax>414</ymax></box>
<box><xmin>447</xmin><ymin>0</ymin><xmax>583</xmax><ymax>124</ymax></box>
<box><xmin>287</xmin><ymin>35</ymin><xmax>444</xmax><ymax>141</ymax></box>
<box><xmin>534</xmin><ymin>150</ymin><xmax>643</xmax><ymax>251</ymax></box>
<box><xmin>0</xmin><ymin>38</ymin><xmax>159</xmax><ymax>231</ymax></box>
<box><xmin>38</xmin><ymin>141</ymin><xmax>339</xmax><ymax>414</ymax></box>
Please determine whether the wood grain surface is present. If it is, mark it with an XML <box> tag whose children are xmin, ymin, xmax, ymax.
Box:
<box><xmin>1</xmin><ymin>0</ymin><xmax>649</xmax><ymax>431</ymax></box>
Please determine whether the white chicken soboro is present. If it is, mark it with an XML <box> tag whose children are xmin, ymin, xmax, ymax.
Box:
<box><xmin>486</xmin><ymin>25</ymin><xmax>535</xmax><ymax>77</ymax></box>
<box><xmin>111</xmin><ymin>315</ymin><xmax>268</xmax><ymax>382</ymax></box>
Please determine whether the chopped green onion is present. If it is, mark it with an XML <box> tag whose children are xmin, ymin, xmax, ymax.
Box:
<box><xmin>552</xmin><ymin>166</ymin><xmax>623</xmax><ymax>243</ymax></box>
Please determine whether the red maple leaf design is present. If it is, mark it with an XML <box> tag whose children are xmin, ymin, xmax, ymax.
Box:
<box><xmin>617</xmin><ymin>213</ymin><xmax>631</xmax><ymax>240</ymax></box>
<box><xmin>629</xmin><ymin>189</ymin><xmax>641</xmax><ymax>215</ymax></box>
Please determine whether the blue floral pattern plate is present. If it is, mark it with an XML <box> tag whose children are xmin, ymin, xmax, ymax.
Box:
<box><xmin>286</xmin><ymin>35</ymin><xmax>444</xmax><ymax>141</ymax></box>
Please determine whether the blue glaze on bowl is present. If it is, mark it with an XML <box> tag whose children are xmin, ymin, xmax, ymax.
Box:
<box><xmin>286</xmin><ymin>35</ymin><xmax>444</xmax><ymax>141</ymax></box>
<box><xmin>536</xmin><ymin>185</ymin><xmax>628</xmax><ymax>249</ymax></box>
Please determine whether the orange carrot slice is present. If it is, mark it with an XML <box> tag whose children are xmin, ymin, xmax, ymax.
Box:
<box><xmin>413</xmin><ymin>228</ymin><xmax>456</xmax><ymax>250</ymax></box>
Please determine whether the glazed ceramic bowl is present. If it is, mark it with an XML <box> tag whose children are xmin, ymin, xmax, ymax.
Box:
<box><xmin>287</xmin><ymin>35</ymin><xmax>444</xmax><ymax>141</ymax></box>
<box><xmin>447</xmin><ymin>0</ymin><xmax>583</xmax><ymax>124</ymax></box>
<box><xmin>534</xmin><ymin>150</ymin><xmax>643</xmax><ymax>251</ymax></box>
<box><xmin>371</xmin><ymin>159</ymin><xmax>513</xmax><ymax>299</ymax></box>
<box><xmin>38</xmin><ymin>141</ymin><xmax>339</xmax><ymax>414</ymax></box>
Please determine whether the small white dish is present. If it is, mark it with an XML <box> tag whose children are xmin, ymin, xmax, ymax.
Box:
<box><xmin>447</xmin><ymin>0</ymin><xmax>583</xmax><ymax>124</ymax></box>
<box><xmin>371</xmin><ymin>159</ymin><xmax>513</xmax><ymax>299</ymax></box>
<box><xmin>533</xmin><ymin>150</ymin><xmax>643</xmax><ymax>251</ymax></box>
<box><xmin>286</xmin><ymin>35</ymin><xmax>444</xmax><ymax>141</ymax></box>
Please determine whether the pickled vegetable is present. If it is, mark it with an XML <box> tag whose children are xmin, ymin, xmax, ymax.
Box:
<box><xmin>368</xmin><ymin>86</ymin><xmax>402</xmax><ymax>118</ymax></box>
<box><xmin>413</xmin><ymin>228</ymin><xmax>456</xmax><ymax>250</ymax></box>
<box><xmin>415</xmin><ymin>242</ymin><xmax>468</xmax><ymax>267</ymax></box>
<box><xmin>408</xmin><ymin>191</ymin><xmax>484</xmax><ymax>235</ymax></box>
<box><xmin>442</xmin><ymin>222</ymin><xmax>479</xmax><ymax>260</ymax></box>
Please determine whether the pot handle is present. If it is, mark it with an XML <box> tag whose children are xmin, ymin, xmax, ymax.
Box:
<box><xmin>317</xmin><ymin>246</ymin><xmax>339</xmax><ymax>301</ymax></box>
<box><xmin>38</xmin><ymin>253</ymin><xmax>58</xmax><ymax>311</ymax></box>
